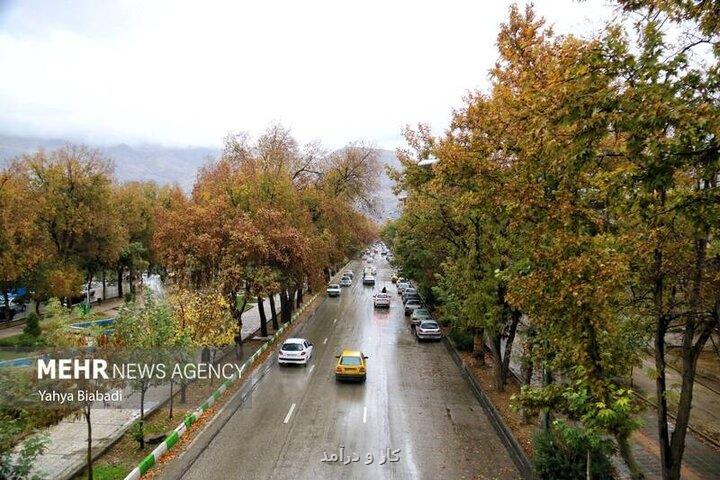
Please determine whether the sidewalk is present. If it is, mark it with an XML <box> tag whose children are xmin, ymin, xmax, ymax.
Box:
<box><xmin>25</xmin><ymin>296</ymin><xmax>278</xmax><ymax>480</ymax></box>
<box><xmin>627</xmin><ymin>356</ymin><xmax>720</xmax><ymax>480</ymax></box>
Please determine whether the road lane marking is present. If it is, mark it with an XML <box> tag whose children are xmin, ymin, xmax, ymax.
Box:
<box><xmin>323</xmin><ymin>337</ymin><xmax>328</xmax><ymax>344</ymax></box>
<box><xmin>307</xmin><ymin>365</ymin><xmax>315</xmax><ymax>375</ymax></box>
<box><xmin>283</xmin><ymin>403</ymin><xmax>296</xmax><ymax>424</ymax></box>
<box><xmin>333</xmin><ymin>318</ymin><xmax>337</xmax><ymax>324</ymax></box>
<box><xmin>363</xmin><ymin>406</ymin><xmax>367</xmax><ymax>423</ymax></box>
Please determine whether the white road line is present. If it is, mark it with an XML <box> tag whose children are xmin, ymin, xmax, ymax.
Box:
<box><xmin>283</xmin><ymin>403</ymin><xmax>296</xmax><ymax>424</ymax></box>
<box><xmin>363</xmin><ymin>406</ymin><xmax>367</xmax><ymax>423</ymax></box>
<box><xmin>323</xmin><ymin>337</ymin><xmax>328</xmax><ymax>344</ymax></box>
<box><xmin>307</xmin><ymin>365</ymin><xmax>315</xmax><ymax>375</ymax></box>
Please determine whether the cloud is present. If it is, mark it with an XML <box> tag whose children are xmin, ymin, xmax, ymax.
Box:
<box><xmin>0</xmin><ymin>0</ymin><xmax>613</xmax><ymax>149</ymax></box>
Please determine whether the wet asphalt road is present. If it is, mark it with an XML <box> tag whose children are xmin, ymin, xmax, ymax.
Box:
<box><xmin>171</xmin><ymin>257</ymin><xmax>520</xmax><ymax>480</ymax></box>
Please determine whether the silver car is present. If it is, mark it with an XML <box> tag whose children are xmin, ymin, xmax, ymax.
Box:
<box><xmin>416</xmin><ymin>320</ymin><xmax>442</xmax><ymax>341</ymax></box>
<box><xmin>404</xmin><ymin>298</ymin><xmax>422</xmax><ymax>316</ymax></box>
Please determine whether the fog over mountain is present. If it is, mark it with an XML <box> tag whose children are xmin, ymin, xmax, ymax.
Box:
<box><xmin>0</xmin><ymin>133</ymin><xmax>400</xmax><ymax>221</ymax></box>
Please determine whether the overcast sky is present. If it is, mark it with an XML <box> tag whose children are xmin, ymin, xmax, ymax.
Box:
<box><xmin>0</xmin><ymin>0</ymin><xmax>616</xmax><ymax>150</ymax></box>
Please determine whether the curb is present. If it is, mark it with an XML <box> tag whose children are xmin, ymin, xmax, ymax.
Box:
<box><xmin>442</xmin><ymin>336</ymin><xmax>535</xmax><ymax>480</ymax></box>
<box><xmin>123</xmin><ymin>293</ymin><xmax>319</xmax><ymax>480</ymax></box>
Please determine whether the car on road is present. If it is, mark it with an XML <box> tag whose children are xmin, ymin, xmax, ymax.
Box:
<box><xmin>339</xmin><ymin>276</ymin><xmax>352</xmax><ymax>287</ymax></box>
<box><xmin>327</xmin><ymin>284</ymin><xmax>341</xmax><ymax>297</ymax></box>
<box><xmin>396</xmin><ymin>282</ymin><xmax>410</xmax><ymax>294</ymax></box>
<box><xmin>402</xmin><ymin>288</ymin><xmax>418</xmax><ymax>302</ymax></box>
<box><xmin>391</xmin><ymin>273</ymin><xmax>398</xmax><ymax>283</ymax></box>
<box><xmin>403</xmin><ymin>294</ymin><xmax>420</xmax><ymax>307</ymax></box>
<box><xmin>373</xmin><ymin>292</ymin><xmax>391</xmax><ymax>308</ymax></box>
<box><xmin>278</xmin><ymin>338</ymin><xmax>314</xmax><ymax>365</ymax></box>
<box><xmin>363</xmin><ymin>275</ymin><xmax>376</xmax><ymax>286</ymax></box>
<box><xmin>335</xmin><ymin>349</ymin><xmax>368</xmax><ymax>382</ymax></box>
<box><xmin>410</xmin><ymin>308</ymin><xmax>432</xmax><ymax>326</ymax></box>
<box><xmin>346</xmin><ymin>270</ymin><xmax>354</xmax><ymax>279</ymax></box>
<box><xmin>415</xmin><ymin>320</ymin><xmax>442</xmax><ymax>341</ymax></box>
<box><xmin>404</xmin><ymin>298</ymin><xmax>423</xmax><ymax>316</ymax></box>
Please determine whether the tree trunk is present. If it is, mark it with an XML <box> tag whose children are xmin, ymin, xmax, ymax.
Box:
<box><xmin>101</xmin><ymin>271</ymin><xmax>106</xmax><ymax>303</ymax></box>
<box><xmin>667</xmin><ymin>238</ymin><xmax>713</xmax><ymax>480</ymax></box>
<box><xmin>169</xmin><ymin>380</ymin><xmax>174</xmax><ymax>419</ymax></box>
<box><xmin>269</xmin><ymin>294</ymin><xmax>279</xmax><ymax>330</ymax></box>
<box><xmin>117</xmin><ymin>266</ymin><xmax>124</xmax><ymax>298</ymax></box>
<box><xmin>86</xmin><ymin>273</ymin><xmax>94</xmax><ymax>306</ymax></box>
<box><xmin>257</xmin><ymin>295</ymin><xmax>268</xmax><ymax>337</ymax></box>
<box><xmin>653</xmin><ymin>244</ymin><xmax>673</xmax><ymax>480</ymax></box>
<box><xmin>139</xmin><ymin>385</ymin><xmax>146</xmax><ymax>449</ymax></box>
<box><xmin>500</xmin><ymin>310</ymin><xmax>521</xmax><ymax>386</ymax></box>
<box><xmin>129</xmin><ymin>264</ymin><xmax>136</xmax><ymax>297</ymax></box>
<box><xmin>489</xmin><ymin>332</ymin><xmax>504</xmax><ymax>391</ymax></box>
<box><xmin>230</xmin><ymin>289</ymin><xmax>247</xmax><ymax>347</ymax></box>
<box><xmin>85</xmin><ymin>405</ymin><xmax>93</xmax><ymax>480</ymax></box>
<box><xmin>521</xmin><ymin>335</ymin><xmax>534</xmax><ymax>385</ymax></box>
<box><xmin>296</xmin><ymin>284</ymin><xmax>303</xmax><ymax>307</ymax></box>
<box><xmin>472</xmin><ymin>326</ymin><xmax>485</xmax><ymax>365</ymax></box>
<box><xmin>540</xmin><ymin>366</ymin><xmax>553</xmax><ymax>430</ymax></box>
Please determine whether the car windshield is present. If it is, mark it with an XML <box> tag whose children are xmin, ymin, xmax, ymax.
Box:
<box><xmin>282</xmin><ymin>343</ymin><xmax>303</xmax><ymax>351</ymax></box>
<box><xmin>340</xmin><ymin>356</ymin><xmax>362</xmax><ymax>366</ymax></box>
<box><xmin>420</xmin><ymin>321</ymin><xmax>439</xmax><ymax>329</ymax></box>
<box><xmin>414</xmin><ymin>309</ymin><xmax>429</xmax><ymax>316</ymax></box>
<box><xmin>408</xmin><ymin>300</ymin><xmax>421</xmax><ymax>305</ymax></box>
<box><xmin>328</xmin><ymin>284</ymin><xmax>339</xmax><ymax>288</ymax></box>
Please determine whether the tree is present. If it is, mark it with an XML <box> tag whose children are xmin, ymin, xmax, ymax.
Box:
<box><xmin>111</xmin><ymin>291</ymin><xmax>181</xmax><ymax>447</ymax></box>
<box><xmin>0</xmin><ymin>163</ymin><xmax>45</xmax><ymax>321</ymax></box>
<box><xmin>19</xmin><ymin>145</ymin><xmax>126</xmax><ymax>307</ymax></box>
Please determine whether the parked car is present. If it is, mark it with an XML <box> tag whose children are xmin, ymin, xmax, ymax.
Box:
<box><xmin>415</xmin><ymin>320</ymin><xmax>442</xmax><ymax>341</ymax></box>
<box><xmin>278</xmin><ymin>338</ymin><xmax>314</xmax><ymax>365</ymax></box>
<box><xmin>363</xmin><ymin>275</ymin><xmax>376</xmax><ymax>286</ymax></box>
<box><xmin>404</xmin><ymin>298</ymin><xmax>423</xmax><ymax>315</ymax></box>
<box><xmin>346</xmin><ymin>270</ymin><xmax>354</xmax><ymax>279</ymax></box>
<box><xmin>403</xmin><ymin>294</ymin><xmax>421</xmax><ymax>307</ymax></box>
<box><xmin>327</xmin><ymin>284</ymin><xmax>341</xmax><ymax>297</ymax></box>
<box><xmin>410</xmin><ymin>308</ymin><xmax>432</xmax><ymax>326</ymax></box>
<box><xmin>339</xmin><ymin>276</ymin><xmax>352</xmax><ymax>287</ymax></box>
<box><xmin>373</xmin><ymin>292</ymin><xmax>391</xmax><ymax>308</ymax></box>
<box><xmin>396</xmin><ymin>282</ymin><xmax>410</xmax><ymax>294</ymax></box>
<box><xmin>402</xmin><ymin>288</ymin><xmax>418</xmax><ymax>302</ymax></box>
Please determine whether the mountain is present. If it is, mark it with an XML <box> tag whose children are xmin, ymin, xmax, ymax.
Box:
<box><xmin>0</xmin><ymin>134</ymin><xmax>219</xmax><ymax>191</ymax></box>
<box><xmin>0</xmin><ymin>134</ymin><xmax>401</xmax><ymax>221</ymax></box>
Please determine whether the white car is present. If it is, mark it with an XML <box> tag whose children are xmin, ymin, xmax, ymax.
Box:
<box><xmin>397</xmin><ymin>282</ymin><xmax>410</xmax><ymax>294</ymax></box>
<box><xmin>416</xmin><ymin>320</ymin><xmax>442</xmax><ymax>341</ymax></box>
<box><xmin>363</xmin><ymin>275</ymin><xmax>376</xmax><ymax>286</ymax></box>
<box><xmin>339</xmin><ymin>276</ymin><xmax>352</xmax><ymax>287</ymax></box>
<box><xmin>373</xmin><ymin>293</ymin><xmax>391</xmax><ymax>308</ymax></box>
<box><xmin>278</xmin><ymin>338</ymin><xmax>314</xmax><ymax>365</ymax></box>
<box><xmin>327</xmin><ymin>284</ymin><xmax>341</xmax><ymax>297</ymax></box>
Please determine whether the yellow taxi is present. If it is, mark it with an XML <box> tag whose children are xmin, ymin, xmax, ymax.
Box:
<box><xmin>391</xmin><ymin>273</ymin><xmax>399</xmax><ymax>283</ymax></box>
<box><xmin>335</xmin><ymin>349</ymin><xmax>368</xmax><ymax>382</ymax></box>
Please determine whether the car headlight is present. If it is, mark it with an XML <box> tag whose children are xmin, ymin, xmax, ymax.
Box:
<box><xmin>336</xmin><ymin>366</ymin><xmax>344</xmax><ymax>373</ymax></box>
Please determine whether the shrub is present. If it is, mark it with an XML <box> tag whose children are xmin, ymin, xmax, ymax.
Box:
<box><xmin>0</xmin><ymin>433</ymin><xmax>49</xmax><ymax>480</ymax></box>
<box><xmin>533</xmin><ymin>422</ymin><xmax>615</xmax><ymax>480</ymax></box>
<box><xmin>448</xmin><ymin>327</ymin><xmax>473</xmax><ymax>351</ymax></box>
<box><xmin>22</xmin><ymin>314</ymin><xmax>41</xmax><ymax>338</ymax></box>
